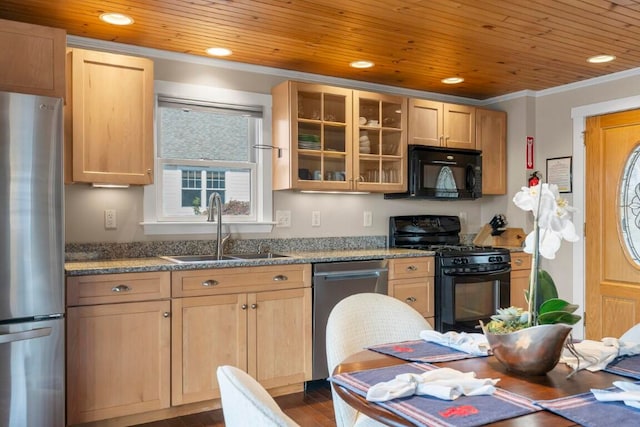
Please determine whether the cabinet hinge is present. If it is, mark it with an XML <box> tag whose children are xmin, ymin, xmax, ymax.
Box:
<box><xmin>583</xmin><ymin>311</ymin><xmax>586</xmax><ymax>328</ymax></box>
<box><xmin>582</xmin><ymin>130</ymin><xmax>587</xmax><ymax>146</ymax></box>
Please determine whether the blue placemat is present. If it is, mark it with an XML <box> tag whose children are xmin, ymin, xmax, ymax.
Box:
<box><xmin>329</xmin><ymin>362</ymin><xmax>540</xmax><ymax>427</ymax></box>
<box><xmin>605</xmin><ymin>354</ymin><xmax>640</xmax><ymax>379</ymax></box>
<box><xmin>367</xmin><ymin>339</ymin><xmax>487</xmax><ymax>363</ymax></box>
<box><xmin>536</xmin><ymin>382</ymin><xmax>640</xmax><ymax>427</ymax></box>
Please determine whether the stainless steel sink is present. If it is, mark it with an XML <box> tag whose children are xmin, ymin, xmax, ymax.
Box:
<box><xmin>161</xmin><ymin>253</ymin><xmax>289</xmax><ymax>263</ymax></box>
<box><xmin>231</xmin><ymin>253</ymin><xmax>289</xmax><ymax>260</ymax></box>
<box><xmin>160</xmin><ymin>255</ymin><xmax>240</xmax><ymax>263</ymax></box>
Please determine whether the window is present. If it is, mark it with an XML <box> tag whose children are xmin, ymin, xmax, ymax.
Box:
<box><xmin>143</xmin><ymin>82</ymin><xmax>273</xmax><ymax>235</ymax></box>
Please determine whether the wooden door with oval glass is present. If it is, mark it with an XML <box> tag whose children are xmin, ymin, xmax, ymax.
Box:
<box><xmin>585</xmin><ymin>109</ymin><xmax>640</xmax><ymax>339</ymax></box>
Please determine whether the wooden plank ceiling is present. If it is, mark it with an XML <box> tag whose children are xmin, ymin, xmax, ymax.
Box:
<box><xmin>1</xmin><ymin>0</ymin><xmax>639</xmax><ymax>99</ymax></box>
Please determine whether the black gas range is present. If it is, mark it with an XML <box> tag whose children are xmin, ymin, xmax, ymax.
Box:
<box><xmin>389</xmin><ymin>215</ymin><xmax>511</xmax><ymax>332</ymax></box>
<box><xmin>389</xmin><ymin>215</ymin><xmax>510</xmax><ymax>257</ymax></box>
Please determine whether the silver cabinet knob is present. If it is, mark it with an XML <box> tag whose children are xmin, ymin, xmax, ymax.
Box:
<box><xmin>163</xmin><ymin>312</ymin><xmax>170</xmax><ymax>318</ymax></box>
<box><xmin>202</xmin><ymin>279</ymin><xmax>219</xmax><ymax>287</ymax></box>
<box><xmin>405</xmin><ymin>296</ymin><xmax>417</xmax><ymax>303</ymax></box>
<box><xmin>251</xmin><ymin>303</ymin><xmax>258</xmax><ymax>309</ymax></box>
<box><xmin>514</xmin><ymin>258</ymin><xmax>524</xmax><ymax>266</ymax></box>
<box><xmin>111</xmin><ymin>284</ymin><xmax>131</xmax><ymax>292</ymax></box>
<box><xmin>406</xmin><ymin>265</ymin><xmax>418</xmax><ymax>272</ymax></box>
<box><xmin>273</xmin><ymin>275</ymin><xmax>288</xmax><ymax>281</ymax></box>
<box><xmin>241</xmin><ymin>304</ymin><xmax>248</xmax><ymax>310</ymax></box>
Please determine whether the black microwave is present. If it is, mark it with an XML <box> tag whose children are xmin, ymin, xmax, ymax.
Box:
<box><xmin>385</xmin><ymin>145</ymin><xmax>482</xmax><ymax>200</ymax></box>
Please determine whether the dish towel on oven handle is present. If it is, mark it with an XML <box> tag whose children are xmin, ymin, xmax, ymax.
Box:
<box><xmin>419</xmin><ymin>330</ymin><xmax>490</xmax><ymax>356</ymax></box>
<box><xmin>366</xmin><ymin>367</ymin><xmax>499</xmax><ymax>402</ymax></box>
<box><xmin>591</xmin><ymin>381</ymin><xmax>640</xmax><ymax>409</ymax></box>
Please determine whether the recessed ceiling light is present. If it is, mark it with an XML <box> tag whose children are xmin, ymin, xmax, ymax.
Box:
<box><xmin>441</xmin><ymin>77</ymin><xmax>464</xmax><ymax>84</ymax></box>
<box><xmin>206</xmin><ymin>47</ymin><xmax>233</xmax><ymax>57</ymax></box>
<box><xmin>587</xmin><ymin>54</ymin><xmax>616</xmax><ymax>64</ymax></box>
<box><xmin>350</xmin><ymin>60</ymin><xmax>374</xmax><ymax>69</ymax></box>
<box><xmin>99</xmin><ymin>13</ymin><xmax>134</xmax><ymax>26</ymax></box>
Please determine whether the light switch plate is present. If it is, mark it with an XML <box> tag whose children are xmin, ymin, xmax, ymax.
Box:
<box><xmin>311</xmin><ymin>211</ymin><xmax>321</xmax><ymax>227</ymax></box>
<box><xmin>363</xmin><ymin>211</ymin><xmax>373</xmax><ymax>227</ymax></box>
<box><xmin>275</xmin><ymin>210</ymin><xmax>291</xmax><ymax>228</ymax></box>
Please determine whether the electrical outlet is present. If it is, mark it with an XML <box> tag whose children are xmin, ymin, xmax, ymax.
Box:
<box><xmin>363</xmin><ymin>211</ymin><xmax>373</xmax><ymax>227</ymax></box>
<box><xmin>311</xmin><ymin>211</ymin><xmax>321</xmax><ymax>227</ymax></box>
<box><xmin>275</xmin><ymin>210</ymin><xmax>291</xmax><ymax>228</ymax></box>
<box><xmin>105</xmin><ymin>209</ymin><xmax>117</xmax><ymax>229</ymax></box>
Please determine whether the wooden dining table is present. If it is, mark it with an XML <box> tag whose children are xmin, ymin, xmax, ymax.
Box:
<box><xmin>332</xmin><ymin>349</ymin><xmax>631</xmax><ymax>427</ymax></box>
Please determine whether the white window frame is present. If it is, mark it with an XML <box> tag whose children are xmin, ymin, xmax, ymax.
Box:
<box><xmin>142</xmin><ymin>81</ymin><xmax>274</xmax><ymax>235</ymax></box>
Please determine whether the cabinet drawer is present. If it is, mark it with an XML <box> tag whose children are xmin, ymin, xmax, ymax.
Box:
<box><xmin>389</xmin><ymin>278</ymin><xmax>434</xmax><ymax>318</ymax></box>
<box><xmin>67</xmin><ymin>271</ymin><xmax>171</xmax><ymax>306</ymax></box>
<box><xmin>510</xmin><ymin>252</ymin><xmax>532</xmax><ymax>271</ymax></box>
<box><xmin>172</xmin><ymin>264</ymin><xmax>312</xmax><ymax>297</ymax></box>
<box><xmin>388</xmin><ymin>257</ymin><xmax>434</xmax><ymax>280</ymax></box>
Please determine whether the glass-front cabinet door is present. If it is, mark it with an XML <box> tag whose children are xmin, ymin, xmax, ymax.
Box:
<box><xmin>291</xmin><ymin>83</ymin><xmax>352</xmax><ymax>191</ymax></box>
<box><xmin>271</xmin><ymin>81</ymin><xmax>406</xmax><ymax>192</ymax></box>
<box><xmin>353</xmin><ymin>91</ymin><xmax>407</xmax><ymax>192</ymax></box>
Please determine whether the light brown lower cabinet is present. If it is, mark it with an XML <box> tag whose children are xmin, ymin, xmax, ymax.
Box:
<box><xmin>171</xmin><ymin>265</ymin><xmax>312</xmax><ymax>406</ymax></box>
<box><xmin>65</xmin><ymin>263</ymin><xmax>310</xmax><ymax>424</ymax></box>
<box><xmin>388</xmin><ymin>257</ymin><xmax>435</xmax><ymax>327</ymax></box>
<box><xmin>66</xmin><ymin>300</ymin><xmax>171</xmax><ymax>424</ymax></box>
<box><xmin>510</xmin><ymin>252</ymin><xmax>532</xmax><ymax>309</ymax></box>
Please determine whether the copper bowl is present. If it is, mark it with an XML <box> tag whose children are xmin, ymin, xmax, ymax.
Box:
<box><xmin>483</xmin><ymin>324</ymin><xmax>572</xmax><ymax>375</ymax></box>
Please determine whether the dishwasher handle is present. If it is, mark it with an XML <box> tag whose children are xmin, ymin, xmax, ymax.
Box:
<box><xmin>315</xmin><ymin>268</ymin><xmax>388</xmax><ymax>281</ymax></box>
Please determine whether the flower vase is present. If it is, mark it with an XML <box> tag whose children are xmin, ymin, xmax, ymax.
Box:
<box><xmin>482</xmin><ymin>323</ymin><xmax>572</xmax><ymax>375</ymax></box>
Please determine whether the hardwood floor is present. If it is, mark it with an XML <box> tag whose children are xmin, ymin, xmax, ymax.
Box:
<box><xmin>134</xmin><ymin>380</ymin><xmax>336</xmax><ymax>427</ymax></box>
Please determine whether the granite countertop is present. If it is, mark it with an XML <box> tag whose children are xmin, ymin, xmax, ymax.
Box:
<box><xmin>65</xmin><ymin>248</ymin><xmax>434</xmax><ymax>276</ymax></box>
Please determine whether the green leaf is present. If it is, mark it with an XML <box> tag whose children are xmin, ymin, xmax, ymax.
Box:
<box><xmin>537</xmin><ymin>269</ymin><xmax>558</xmax><ymax>302</ymax></box>
<box><xmin>539</xmin><ymin>298</ymin><xmax>579</xmax><ymax>315</ymax></box>
<box><xmin>537</xmin><ymin>311</ymin><xmax>581</xmax><ymax>325</ymax></box>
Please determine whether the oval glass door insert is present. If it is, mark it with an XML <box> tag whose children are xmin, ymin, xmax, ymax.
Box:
<box><xmin>619</xmin><ymin>143</ymin><xmax>640</xmax><ymax>265</ymax></box>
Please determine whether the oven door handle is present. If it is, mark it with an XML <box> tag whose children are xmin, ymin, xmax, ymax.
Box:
<box><xmin>443</xmin><ymin>266</ymin><xmax>511</xmax><ymax>276</ymax></box>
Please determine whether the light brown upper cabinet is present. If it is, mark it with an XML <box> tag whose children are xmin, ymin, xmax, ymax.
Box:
<box><xmin>353</xmin><ymin>90</ymin><xmax>407</xmax><ymax>193</ymax></box>
<box><xmin>476</xmin><ymin>108</ymin><xmax>507</xmax><ymax>195</ymax></box>
<box><xmin>272</xmin><ymin>81</ymin><xmax>407</xmax><ymax>193</ymax></box>
<box><xmin>0</xmin><ymin>18</ymin><xmax>65</xmax><ymax>98</ymax></box>
<box><xmin>408</xmin><ymin>99</ymin><xmax>476</xmax><ymax>150</ymax></box>
<box><xmin>65</xmin><ymin>48</ymin><xmax>154</xmax><ymax>185</ymax></box>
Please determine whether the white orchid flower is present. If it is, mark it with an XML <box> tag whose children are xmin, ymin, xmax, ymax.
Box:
<box><xmin>513</xmin><ymin>183</ymin><xmax>579</xmax><ymax>260</ymax></box>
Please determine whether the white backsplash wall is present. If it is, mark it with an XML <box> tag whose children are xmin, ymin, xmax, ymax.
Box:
<box><xmin>64</xmin><ymin>183</ymin><xmax>485</xmax><ymax>243</ymax></box>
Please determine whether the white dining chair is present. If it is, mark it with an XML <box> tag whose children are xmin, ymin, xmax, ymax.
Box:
<box><xmin>326</xmin><ymin>292</ymin><xmax>432</xmax><ymax>427</ymax></box>
<box><xmin>216</xmin><ymin>365</ymin><xmax>299</xmax><ymax>427</ymax></box>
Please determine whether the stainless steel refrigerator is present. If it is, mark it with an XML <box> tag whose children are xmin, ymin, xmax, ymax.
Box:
<box><xmin>0</xmin><ymin>91</ymin><xmax>65</xmax><ymax>426</ymax></box>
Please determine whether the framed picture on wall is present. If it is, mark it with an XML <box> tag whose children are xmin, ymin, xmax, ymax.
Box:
<box><xmin>546</xmin><ymin>156</ymin><xmax>572</xmax><ymax>193</ymax></box>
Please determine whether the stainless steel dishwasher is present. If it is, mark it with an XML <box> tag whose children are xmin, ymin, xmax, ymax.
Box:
<box><xmin>311</xmin><ymin>259</ymin><xmax>388</xmax><ymax>380</ymax></box>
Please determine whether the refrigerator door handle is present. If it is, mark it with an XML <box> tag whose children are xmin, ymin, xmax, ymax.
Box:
<box><xmin>0</xmin><ymin>327</ymin><xmax>52</xmax><ymax>344</ymax></box>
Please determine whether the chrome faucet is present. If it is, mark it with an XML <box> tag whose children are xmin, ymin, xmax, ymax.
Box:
<box><xmin>207</xmin><ymin>193</ymin><xmax>230</xmax><ymax>259</ymax></box>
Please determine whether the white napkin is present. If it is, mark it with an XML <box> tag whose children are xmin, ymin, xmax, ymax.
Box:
<box><xmin>366</xmin><ymin>367</ymin><xmax>499</xmax><ymax>402</ymax></box>
<box><xmin>591</xmin><ymin>381</ymin><xmax>640</xmax><ymax>409</ymax></box>
<box><xmin>560</xmin><ymin>323</ymin><xmax>640</xmax><ymax>372</ymax></box>
<box><xmin>619</xmin><ymin>323</ymin><xmax>640</xmax><ymax>357</ymax></box>
<box><xmin>560</xmin><ymin>339</ymin><xmax>620</xmax><ymax>372</ymax></box>
<box><xmin>419</xmin><ymin>330</ymin><xmax>490</xmax><ymax>356</ymax></box>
